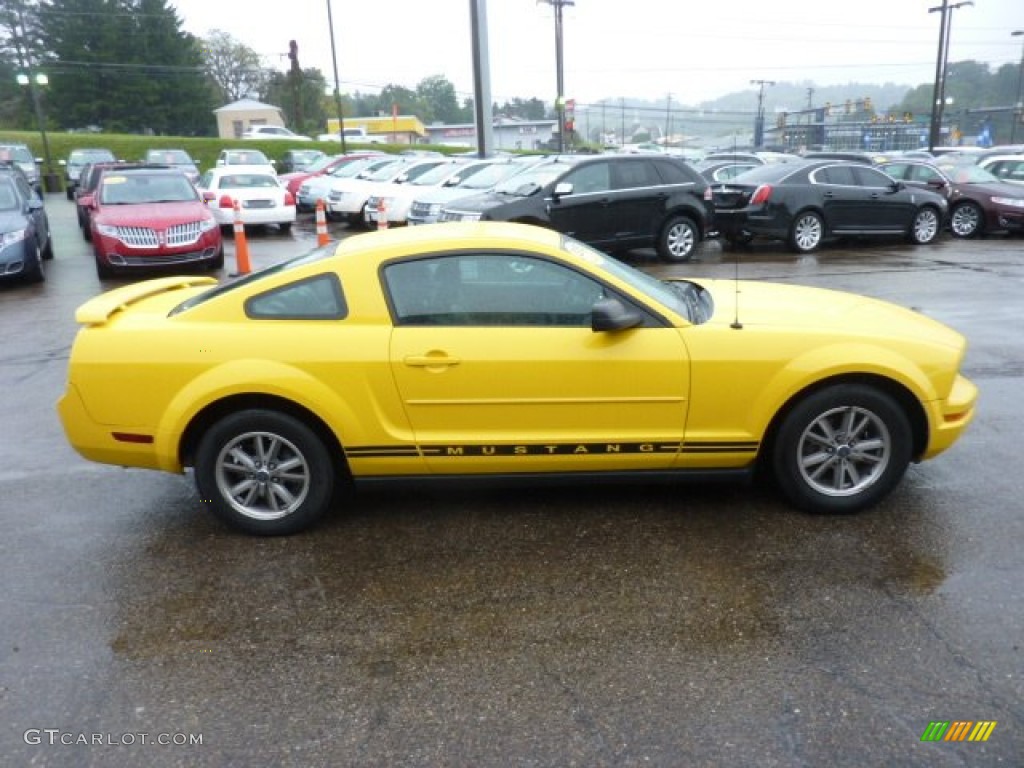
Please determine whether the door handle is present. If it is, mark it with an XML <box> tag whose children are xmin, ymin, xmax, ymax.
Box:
<box><xmin>823</xmin><ymin>191</ymin><xmax>835</xmax><ymax>198</ymax></box>
<box><xmin>404</xmin><ymin>354</ymin><xmax>461</xmax><ymax>368</ymax></box>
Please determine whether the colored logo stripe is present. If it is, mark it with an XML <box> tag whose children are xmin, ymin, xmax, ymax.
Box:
<box><xmin>920</xmin><ymin>720</ymin><xmax>996</xmax><ymax>742</ymax></box>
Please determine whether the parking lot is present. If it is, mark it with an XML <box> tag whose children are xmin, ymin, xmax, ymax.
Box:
<box><xmin>1</xmin><ymin>196</ymin><xmax>1022</xmax><ymax>766</ymax></box>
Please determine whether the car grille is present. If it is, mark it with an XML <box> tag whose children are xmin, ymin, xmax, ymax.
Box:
<box><xmin>107</xmin><ymin>247</ymin><xmax>217</xmax><ymax>266</ymax></box>
<box><xmin>410</xmin><ymin>202</ymin><xmax>439</xmax><ymax>217</ymax></box>
<box><xmin>109</xmin><ymin>221</ymin><xmax>207</xmax><ymax>247</ymax></box>
<box><xmin>439</xmin><ymin>210</ymin><xmax>463</xmax><ymax>222</ymax></box>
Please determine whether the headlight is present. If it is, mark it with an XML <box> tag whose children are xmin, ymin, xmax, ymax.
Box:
<box><xmin>991</xmin><ymin>196</ymin><xmax>1024</xmax><ymax>209</ymax></box>
<box><xmin>0</xmin><ymin>228</ymin><xmax>27</xmax><ymax>248</ymax></box>
<box><xmin>449</xmin><ymin>211</ymin><xmax>481</xmax><ymax>222</ymax></box>
<box><xmin>427</xmin><ymin>203</ymin><xmax>442</xmax><ymax>215</ymax></box>
<box><xmin>96</xmin><ymin>224</ymin><xmax>119</xmax><ymax>238</ymax></box>
<box><xmin>198</xmin><ymin>217</ymin><xmax>218</xmax><ymax>232</ymax></box>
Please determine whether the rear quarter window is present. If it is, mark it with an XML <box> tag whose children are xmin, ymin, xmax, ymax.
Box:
<box><xmin>244</xmin><ymin>274</ymin><xmax>347</xmax><ymax>320</ymax></box>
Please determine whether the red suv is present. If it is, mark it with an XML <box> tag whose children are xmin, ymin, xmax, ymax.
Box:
<box><xmin>90</xmin><ymin>167</ymin><xmax>223</xmax><ymax>279</ymax></box>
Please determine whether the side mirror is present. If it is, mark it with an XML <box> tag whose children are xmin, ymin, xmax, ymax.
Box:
<box><xmin>591</xmin><ymin>297</ymin><xmax>644</xmax><ymax>332</ymax></box>
<box><xmin>553</xmin><ymin>181</ymin><xmax>573</xmax><ymax>198</ymax></box>
<box><xmin>890</xmin><ymin>180</ymin><xmax>905</xmax><ymax>192</ymax></box>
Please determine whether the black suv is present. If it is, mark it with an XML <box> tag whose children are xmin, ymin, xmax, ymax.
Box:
<box><xmin>439</xmin><ymin>154</ymin><xmax>716</xmax><ymax>262</ymax></box>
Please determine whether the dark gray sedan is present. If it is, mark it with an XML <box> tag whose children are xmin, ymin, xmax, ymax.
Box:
<box><xmin>0</xmin><ymin>166</ymin><xmax>53</xmax><ymax>284</ymax></box>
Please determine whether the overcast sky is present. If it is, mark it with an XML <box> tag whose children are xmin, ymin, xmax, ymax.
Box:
<box><xmin>170</xmin><ymin>0</ymin><xmax>1022</xmax><ymax>109</ymax></box>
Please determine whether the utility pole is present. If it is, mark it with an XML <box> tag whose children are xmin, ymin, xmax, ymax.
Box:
<box><xmin>541</xmin><ymin>0</ymin><xmax>574</xmax><ymax>153</ymax></box>
<box><xmin>927</xmin><ymin>0</ymin><xmax>973</xmax><ymax>151</ymax></box>
<box><xmin>750</xmin><ymin>79</ymin><xmax>775</xmax><ymax>148</ymax></box>
<box><xmin>325</xmin><ymin>0</ymin><xmax>347</xmax><ymax>152</ymax></box>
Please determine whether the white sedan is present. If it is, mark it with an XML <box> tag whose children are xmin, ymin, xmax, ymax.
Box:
<box><xmin>197</xmin><ymin>166</ymin><xmax>297</xmax><ymax>231</ymax></box>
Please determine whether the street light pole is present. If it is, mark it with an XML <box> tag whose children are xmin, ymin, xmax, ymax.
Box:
<box><xmin>1012</xmin><ymin>30</ymin><xmax>1024</xmax><ymax>144</ymax></box>
<box><xmin>927</xmin><ymin>0</ymin><xmax>973</xmax><ymax>151</ymax></box>
<box><xmin>16</xmin><ymin>72</ymin><xmax>54</xmax><ymax>192</ymax></box>
<box><xmin>750</xmin><ymin>79</ymin><xmax>775</xmax><ymax>148</ymax></box>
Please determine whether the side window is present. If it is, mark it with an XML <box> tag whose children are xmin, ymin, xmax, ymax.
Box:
<box><xmin>563</xmin><ymin>163</ymin><xmax>610</xmax><ymax>195</ymax></box>
<box><xmin>853</xmin><ymin>166</ymin><xmax>896</xmax><ymax>188</ymax></box>
<box><xmin>913</xmin><ymin>166</ymin><xmax>944</xmax><ymax>184</ymax></box>
<box><xmin>651</xmin><ymin>159</ymin><xmax>694</xmax><ymax>185</ymax></box>
<box><xmin>385</xmin><ymin>254</ymin><xmax>607</xmax><ymax>327</ymax></box>
<box><xmin>245</xmin><ymin>274</ymin><xmax>347</xmax><ymax>320</ymax></box>
<box><xmin>882</xmin><ymin>163</ymin><xmax>910</xmax><ymax>180</ymax></box>
<box><xmin>613</xmin><ymin>159</ymin><xmax>662</xmax><ymax>189</ymax></box>
<box><xmin>816</xmin><ymin>165</ymin><xmax>857</xmax><ymax>186</ymax></box>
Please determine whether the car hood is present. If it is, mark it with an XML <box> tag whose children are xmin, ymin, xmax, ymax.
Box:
<box><xmin>955</xmin><ymin>181</ymin><xmax>1024</xmax><ymax>199</ymax></box>
<box><xmin>0</xmin><ymin>210</ymin><xmax>30</xmax><ymax>232</ymax></box>
<box><xmin>94</xmin><ymin>202</ymin><xmax>211</xmax><ymax>226</ymax></box>
<box><xmin>699</xmin><ymin>279</ymin><xmax>965</xmax><ymax>348</ymax></box>
<box><xmin>442</xmin><ymin>190</ymin><xmax>520</xmax><ymax>213</ymax></box>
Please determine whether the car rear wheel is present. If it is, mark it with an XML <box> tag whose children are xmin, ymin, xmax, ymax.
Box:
<box><xmin>657</xmin><ymin>215</ymin><xmax>698</xmax><ymax>262</ymax></box>
<box><xmin>950</xmin><ymin>202</ymin><xmax>983</xmax><ymax>238</ymax></box>
<box><xmin>772</xmin><ymin>383</ymin><xmax>912</xmax><ymax>514</ymax></box>
<box><xmin>788</xmin><ymin>211</ymin><xmax>823</xmax><ymax>253</ymax></box>
<box><xmin>195</xmin><ymin>409</ymin><xmax>335</xmax><ymax>536</ymax></box>
<box><xmin>908</xmin><ymin>207</ymin><xmax>940</xmax><ymax>245</ymax></box>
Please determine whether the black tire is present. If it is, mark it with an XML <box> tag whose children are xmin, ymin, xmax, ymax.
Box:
<box><xmin>208</xmin><ymin>247</ymin><xmax>224</xmax><ymax>271</ymax></box>
<box><xmin>949</xmin><ymin>201</ymin><xmax>983</xmax><ymax>239</ymax></box>
<box><xmin>41</xmin><ymin>232</ymin><xmax>54</xmax><ymax>261</ymax></box>
<box><xmin>788</xmin><ymin>210</ymin><xmax>824</xmax><ymax>253</ymax></box>
<box><xmin>772</xmin><ymin>383</ymin><xmax>912</xmax><ymax>515</ymax></box>
<box><xmin>279</xmin><ymin>221</ymin><xmax>293</xmax><ymax>233</ymax></box>
<box><xmin>65</xmin><ymin>187</ymin><xmax>74</xmax><ymax>201</ymax></box>
<box><xmin>95</xmin><ymin>257</ymin><xmax>114</xmax><ymax>280</ymax></box>
<box><xmin>194</xmin><ymin>409</ymin><xmax>335</xmax><ymax>536</ymax></box>
<box><xmin>24</xmin><ymin>242</ymin><xmax>44</xmax><ymax>284</ymax></box>
<box><xmin>657</xmin><ymin>215</ymin><xmax>699</xmax><ymax>262</ymax></box>
<box><xmin>907</xmin><ymin>206</ymin><xmax>941</xmax><ymax>245</ymax></box>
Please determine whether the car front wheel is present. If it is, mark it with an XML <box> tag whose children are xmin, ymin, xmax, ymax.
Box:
<box><xmin>788</xmin><ymin>211</ymin><xmax>823</xmax><ymax>253</ymax></box>
<box><xmin>195</xmin><ymin>409</ymin><xmax>335</xmax><ymax>535</ymax></box>
<box><xmin>772</xmin><ymin>384</ymin><xmax>912</xmax><ymax>514</ymax></box>
<box><xmin>949</xmin><ymin>202</ymin><xmax>983</xmax><ymax>238</ymax></box>
<box><xmin>908</xmin><ymin>206</ymin><xmax>941</xmax><ymax>245</ymax></box>
<box><xmin>657</xmin><ymin>215</ymin><xmax>698</xmax><ymax>262</ymax></box>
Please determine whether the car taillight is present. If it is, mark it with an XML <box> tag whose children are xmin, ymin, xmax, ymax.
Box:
<box><xmin>218</xmin><ymin>195</ymin><xmax>234</xmax><ymax>208</ymax></box>
<box><xmin>750</xmin><ymin>185</ymin><xmax>773</xmax><ymax>205</ymax></box>
<box><xmin>284</xmin><ymin>191</ymin><xmax>295</xmax><ymax>206</ymax></box>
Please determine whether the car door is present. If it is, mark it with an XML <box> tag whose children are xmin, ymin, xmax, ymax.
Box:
<box><xmin>545</xmin><ymin>160</ymin><xmax>616</xmax><ymax>245</ymax></box>
<box><xmin>605</xmin><ymin>158</ymin><xmax>671</xmax><ymax>248</ymax></box>
<box><xmin>384</xmin><ymin>252</ymin><xmax>690</xmax><ymax>473</ymax></box>
<box><xmin>811</xmin><ymin>164</ymin><xmax>863</xmax><ymax>230</ymax></box>
<box><xmin>852</xmin><ymin>165</ymin><xmax>916</xmax><ymax>231</ymax></box>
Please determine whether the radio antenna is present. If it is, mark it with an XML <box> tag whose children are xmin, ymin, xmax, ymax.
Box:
<box><xmin>729</xmin><ymin>131</ymin><xmax>743</xmax><ymax>330</ymax></box>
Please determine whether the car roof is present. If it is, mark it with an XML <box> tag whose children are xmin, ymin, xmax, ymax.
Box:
<box><xmin>206</xmin><ymin>164</ymin><xmax>278</xmax><ymax>176</ymax></box>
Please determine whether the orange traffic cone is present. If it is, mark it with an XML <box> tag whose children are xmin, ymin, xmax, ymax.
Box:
<box><xmin>315</xmin><ymin>198</ymin><xmax>329</xmax><ymax>246</ymax></box>
<box><xmin>231</xmin><ymin>199</ymin><xmax>252</xmax><ymax>276</ymax></box>
<box><xmin>377</xmin><ymin>198</ymin><xmax>389</xmax><ymax>230</ymax></box>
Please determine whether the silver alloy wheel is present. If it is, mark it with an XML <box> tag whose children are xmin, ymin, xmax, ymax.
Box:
<box><xmin>796</xmin><ymin>405</ymin><xmax>891</xmax><ymax>497</ymax></box>
<box><xmin>214</xmin><ymin>430</ymin><xmax>311</xmax><ymax>521</ymax></box>
<box><xmin>912</xmin><ymin>208</ymin><xmax>939</xmax><ymax>243</ymax></box>
<box><xmin>950</xmin><ymin>203</ymin><xmax>981</xmax><ymax>237</ymax></box>
<box><xmin>793</xmin><ymin>213</ymin><xmax>822</xmax><ymax>251</ymax></box>
<box><xmin>666</xmin><ymin>220</ymin><xmax>695</xmax><ymax>260</ymax></box>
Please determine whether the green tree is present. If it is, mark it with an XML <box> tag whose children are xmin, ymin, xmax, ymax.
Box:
<box><xmin>260</xmin><ymin>67</ymin><xmax>328</xmax><ymax>136</ymax></box>
<box><xmin>415</xmin><ymin>74</ymin><xmax>465</xmax><ymax>124</ymax></box>
<box><xmin>201</xmin><ymin>29</ymin><xmax>266</xmax><ymax>104</ymax></box>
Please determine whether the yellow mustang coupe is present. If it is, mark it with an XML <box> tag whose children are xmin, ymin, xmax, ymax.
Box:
<box><xmin>58</xmin><ymin>222</ymin><xmax>976</xmax><ymax>535</ymax></box>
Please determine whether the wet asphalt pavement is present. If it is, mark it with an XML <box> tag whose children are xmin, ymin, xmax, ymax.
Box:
<box><xmin>1</xmin><ymin>197</ymin><xmax>1021</xmax><ymax>767</ymax></box>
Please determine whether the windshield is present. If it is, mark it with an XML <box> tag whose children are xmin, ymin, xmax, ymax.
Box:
<box><xmin>457</xmin><ymin>162</ymin><xmax>518</xmax><ymax>189</ymax></box>
<box><xmin>368</xmin><ymin>160</ymin><xmax>410</xmax><ymax>181</ymax></box>
<box><xmin>306</xmin><ymin>154</ymin><xmax>340</xmax><ymax>173</ymax></box>
<box><xmin>146</xmin><ymin>150</ymin><xmax>193</xmax><ymax>165</ymax></box>
<box><xmin>70</xmin><ymin>149</ymin><xmax>115</xmax><ymax>164</ymax></box>
<box><xmin>561</xmin><ymin>236</ymin><xmax>713</xmax><ymax>324</ymax></box>
<box><xmin>0</xmin><ymin>146</ymin><xmax>34</xmax><ymax>164</ymax></box>
<box><xmin>493</xmin><ymin>160</ymin><xmax>575</xmax><ymax>196</ymax></box>
<box><xmin>226</xmin><ymin>151</ymin><xmax>269</xmax><ymax>165</ymax></box>
<box><xmin>409</xmin><ymin>162</ymin><xmax>461</xmax><ymax>186</ymax></box>
<box><xmin>938</xmin><ymin>163</ymin><xmax>1000</xmax><ymax>184</ymax></box>
<box><xmin>99</xmin><ymin>173</ymin><xmax>199</xmax><ymax>204</ymax></box>
<box><xmin>0</xmin><ymin>180</ymin><xmax>19</xmax><ymax>211</ymax></box>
